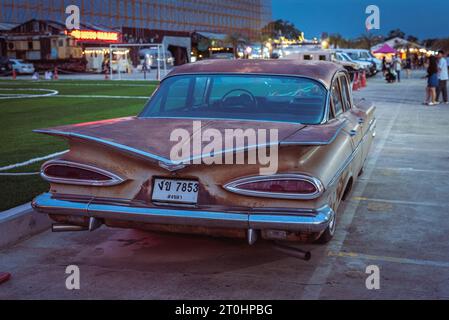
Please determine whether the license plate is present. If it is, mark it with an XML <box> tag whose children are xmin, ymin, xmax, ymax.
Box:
<box><xmin>152</xmin><ymin>178</ymin><xmax>199</xmax><ymax>204</ymax></box>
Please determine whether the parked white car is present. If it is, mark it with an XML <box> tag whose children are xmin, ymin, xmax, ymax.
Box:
<box><xmin>139</xmin><ymin>49</ymin><xmax>175</xmax><ymax>69</ymax></box>
<box><xmin>336</xmin><ymin>50</ymin><xmax>376</xmax><ymax>76</ymax></box>
<box><xmin>340</xmin><ymin>49</ymin><xmax>382</xmax><ymax>73</ymax></box>
<box><xmin>10</xmin><ymin>59</ymin><xmax>35</xmax><ymax>74</ymax></box>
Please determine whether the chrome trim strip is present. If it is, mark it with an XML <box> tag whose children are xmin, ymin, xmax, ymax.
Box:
<box><xmin>34</xmin><ymin>129</ymin><xmax>175</xmax><ymax>165</ymax></box>
<box><xmin>41</xmin><ymin>160</ymin><xmax>126</xmax><ymax>187</ymax></box>
<box><xmin>33</xmin><ymin>193</ymin><xmax>334</xmax><ymax>233</ymax></box>
<box><xmin>250</xmin><ymin>205</ymin><xmax>334</xmax><ymax>233</ymax></box>
<box><xmin>280</xmin><ymin>119</ymin><xmax>348</xmax><ymax>146</ymax></box>
<box><xmin>223</xmin><ymin>174</ymin><xmax>325</xmax><ymax>200</ymax></box>
<box><xmin>139</xmin><ymin>116</ymin><xmax>306</xmax><ymax>126</ymax></box>
<box><xmin>327</xmin><ymin>117</ymin><xmax>376</xmax><ymax>187</ymax></box>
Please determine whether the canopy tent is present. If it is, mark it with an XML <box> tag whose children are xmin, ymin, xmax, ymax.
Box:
<box><xmin>373</xmin><ymin>44</ymin><xmax>397</xmax><ymax>54</ymax></box>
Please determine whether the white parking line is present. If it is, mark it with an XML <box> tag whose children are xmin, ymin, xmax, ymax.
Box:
<box><xmin>0</xmin><ymin>150</ymin><xmax>68</xmax><ymax>172</ymax></box>
<box><xmin>349</xmin><ymin>196</ymin><xmax>449</xmax><ymax>210</ymax></box>
<box><xmin>301</xmin><ymin>83</ymin><xmax>412</xmax><ymax>299</ymax></box>
<box><xmin>328</xmin><ymin>251</ymin><xmax>449</xmax><ymax>269</ymax></box>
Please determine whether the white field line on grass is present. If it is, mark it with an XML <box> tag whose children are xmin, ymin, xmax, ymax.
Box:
<box><xmin>0</xmin><ymin>88</ymin><xmax>148</xmax><ymax>100</ymax></box>
<box><xmin>55</xmin><ymin>94</ymin><xmax>149</xmax><ymax>99</ymax></box>
<box><xmin>0</xmin><ymin>88</ymin><xmax>59</xmax><ymax>99</ymax></box>
<box><xmin>0</xmin><ymin>81</ymin><xmax>153</xmax><ymax>87</ymax></box>
<box><xmin>0</xmin><ymin>150</ymin><xmax>69</xmax><ymax>175</ymax></box>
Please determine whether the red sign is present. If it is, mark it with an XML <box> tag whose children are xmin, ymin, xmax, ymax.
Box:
<box><xmin>66</xmin><ymin>29</ymin><xmax>120</xmax><ymax>43</ymax></box>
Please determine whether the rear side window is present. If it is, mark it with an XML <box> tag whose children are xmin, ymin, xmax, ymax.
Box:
<box><xmin>339</xmin><ymin>75</ymin><xmax>352</xmax><ymax>110</ymax></box>
<box><xmin>331</xmin><ymin>80</ymin><xmax>343</xmax><ymax>116</ymax></box>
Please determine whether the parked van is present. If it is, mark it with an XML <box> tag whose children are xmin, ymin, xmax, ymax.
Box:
<box><xmin>281</xmin><ymin>49</ymin><xmax>362</xmax><ymax>81</ymax></box>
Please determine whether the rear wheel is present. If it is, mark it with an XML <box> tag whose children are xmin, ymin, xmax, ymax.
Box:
<box><xmin>315</xmin><ymin>210</ymin><xmax>337</xmax><ymax>244</ymax></box>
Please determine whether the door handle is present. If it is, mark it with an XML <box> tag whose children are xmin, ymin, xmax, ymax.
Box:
<box><xmin>349</xmin><ymin>124</ymin><xmax>361</xmax><ymax>136</ymax></box>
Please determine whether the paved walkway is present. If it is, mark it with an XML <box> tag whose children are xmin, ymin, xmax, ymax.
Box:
<box><xmin>1</xmin><ymin>71</ymin><xmax>449</xmax><ymax>299</ymax></box>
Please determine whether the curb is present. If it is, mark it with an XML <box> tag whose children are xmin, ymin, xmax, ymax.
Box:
<box><xmin>0</xmin><ymin>202</ymin><xmax>51</xmax><ymax>249</ymax></box>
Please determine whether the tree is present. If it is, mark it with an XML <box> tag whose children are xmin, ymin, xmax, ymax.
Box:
<box><xmin>407</xmin><ymin>35</ymin><xmax>419</xmax><ymax>44</ymax></box>
<box><xmin>357</xmin><ymin>33</ymin><xmax>383</xmax><ymax>50</ymax></box>
<box><xmin>328</xmin><ymin>34</ymin><xmax>349</xmax><ymax>49</ymax></box>
<box><xmin>430</xmin><ymin>38</ymin><xmax>449</xmax><ymax>53</ymax></box>
<box><xmin>386</xmin><ymin>29</ymin><xmax>405</xmax><ymax>40</ymax></box>
<box><xmin>262</xmin><ymin>19</ymin><xmax>302</xmax><ymax>40</ymax></box>
<box><xmin>225</xmin><ymin>33</ymin><xmax>247</xmax><ymax>58</ymax></box>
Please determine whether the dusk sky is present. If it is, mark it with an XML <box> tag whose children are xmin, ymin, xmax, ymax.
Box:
<box><xmin>272</xmin><ymin>0</ymin><xmax>449</xmax><ymax>40</ymax></box>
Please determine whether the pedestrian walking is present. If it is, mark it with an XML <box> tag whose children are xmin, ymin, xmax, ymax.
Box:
<box><xmin>436</xmin><ymin>50</ymin><xmax>448</xmax><ymax>104</ymax></box>
<box><xmin>424</xmin><ymin>56</ymin><xmax>439</xmax><ymax>106</ymax></box>
<box><xmin>404</xmin><ymin>57</ymin><xmax>412</xmax><ymax>78</ymax></box>
<box><xmin>382</xmin><ymin>56</ymin><xmax>387</xmax><ymax>74</ymax></box>
<box><xmin>393</xmin><ymin>54</ymin><xmax>402</xmax><ymax>82</ymax></box>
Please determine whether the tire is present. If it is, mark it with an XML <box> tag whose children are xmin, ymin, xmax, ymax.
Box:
<box><xmin>315</xmin><ymin>209</ymin><xmax>337</xmax><ymax>244</ymax></box>
<box><xmin>358</xmin><ymin>167</ymin><xmax>364</xmax><ymax>177</ymax></box>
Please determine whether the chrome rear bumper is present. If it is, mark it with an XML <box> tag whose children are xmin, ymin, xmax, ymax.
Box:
<box><xmin>32</xmin><ymin>193</ymin><xmax>334</xmax><ymax>233</ymax></box>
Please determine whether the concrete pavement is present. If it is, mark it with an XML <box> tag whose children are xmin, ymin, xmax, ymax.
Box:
<box><xmin>1</xmin><ymin>71</ymin><xmax>449</xmax><ymax>299</ymax></box>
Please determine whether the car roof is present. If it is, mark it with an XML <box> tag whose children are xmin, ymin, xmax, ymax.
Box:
<box><xmin>341</xmin><ymin>49</ymin><xmax>367</xmax><ymax>52</ymax></box>
<box><xmin>167</xmin><ymin>59</ymin><xmax>345</xmax><ymax>89</ymax></box>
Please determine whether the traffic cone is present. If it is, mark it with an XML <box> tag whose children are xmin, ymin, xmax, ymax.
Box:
<box><xmin>361</xmin><ymin>71</ymin><xmax>367</xmax><ymax>88</ymax></box>
<box><xmin>54</xmin><ymin>67</ymin><xmax>58</xmax><ymax>80</ymax></box>
<box><xmin>352</xmin><ymin>72</ymin><xmax>359</xmax><ymax>91</ymax></box>
<box><xmin>0</xmin><ymin>272</ymin><xmax>11</xmax><ymax>285</ymax></box>
<box><xmin>12</xmin><ymin>69</ymin><xmax>16</xmax><ymax>80</ymax></box>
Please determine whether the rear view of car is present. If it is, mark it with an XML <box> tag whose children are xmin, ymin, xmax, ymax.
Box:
<box><xmin>32</xmin><ymin>60</ymin><xmax>375</xmax><ymax>246</ymax></box>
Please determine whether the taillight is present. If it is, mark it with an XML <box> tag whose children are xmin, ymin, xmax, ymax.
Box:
<box><xmin>224</xmin><ymin>174</ymin><xmax>324</xmax><ymax>200</ymax></box>
<box><xmin>41</xmin><ymin>160</ymin><xmax>125</xmax><ymax>186</ymax></box>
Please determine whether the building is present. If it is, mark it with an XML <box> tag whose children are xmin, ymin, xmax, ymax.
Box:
<box><xmin>1</xmin><ymin>0</ymin><xmax>271</xmax><ymax>67</ymax></box>
<box><xmin>1</xmin><ymin>19</ymin><xmax>126</xmax><ymax>72</ymax></box>
<box><xmin>371</xmin><ymin>37</ymin><xmax>434</xmax><ymax>61</ymax></box>
<box><xmin>0</xmin><ymin>0</ymin><xmax>271</xmax><ymax>41</ymax></box>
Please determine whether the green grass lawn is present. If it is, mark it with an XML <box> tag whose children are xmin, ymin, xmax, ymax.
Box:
<box><xmin>0</xmin><ymin>79</ymin><xmax>158</xmax><ymax>211</ymax></box>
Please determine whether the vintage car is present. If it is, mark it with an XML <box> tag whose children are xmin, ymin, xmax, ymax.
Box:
<box><xmin>32</xmin><ymin>60</ymin><xmax>376</xmax><ymax>245</ymax></box>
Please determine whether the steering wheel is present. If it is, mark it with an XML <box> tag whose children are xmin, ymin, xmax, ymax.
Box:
<box><xmin>220</xmin><ymin>89</ymin><xmax>258</xmax><ymax>108</ymax></box>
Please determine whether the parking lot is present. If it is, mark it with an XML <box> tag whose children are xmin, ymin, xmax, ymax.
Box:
<box><xmin>1</xmin><ymin>71</ymin><xmax>449</xmax><ymax>300</ymax></box>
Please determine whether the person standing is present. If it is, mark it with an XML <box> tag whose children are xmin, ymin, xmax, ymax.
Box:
<box><xmin>382</xmin><ymin>56</ymin><xmax>387</xmax><ymax>74</ymax></box>
<box><xmin>393</xmin><ymin>54</ymin><xmax>402</xmax><ymax>82</ymax></box>
<box><xmin>404</xmin><ymin>56</ymin><xmax>412</xmax><ymax>78</ymax></box>
<box><xmin>436</xmin><ymin>50</ymin><xmax>448</xmax><ymax>104</ymax></box>
<box><xmin>424</xmin><ymin>56</ymin><xmax>439</xmax><ymax>106</ymax></box>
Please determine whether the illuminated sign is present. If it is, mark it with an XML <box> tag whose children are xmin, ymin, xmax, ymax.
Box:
<box><xmin>66</xmin><ymin>29</ymin><xmax>120</xmax><ymax>42</ymax></box>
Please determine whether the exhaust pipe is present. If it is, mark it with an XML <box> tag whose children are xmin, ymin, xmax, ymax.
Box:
<box><xmin>52</xmin><ymin>217</ymin><xmax>103</xmax><ymax>233</ymax></box>
<box><xmin>272</xmin><ymin>241</ymin><xmax>312</xmax><ymax>261</ymax></box>
<box><xmin>247</xmin><ymin>229</ymin><xmax>258</xmax><ymax>245</ymax></box>
<box><xmin>52</xmin><ymin>224</ymin><xmax>88</xmax><ymax>232</ymax></box>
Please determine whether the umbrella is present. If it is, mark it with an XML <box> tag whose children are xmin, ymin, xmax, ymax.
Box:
<box><xmin>373</xmin><ymin>44</ymin><xmax>397</xmax><ymax>54</ymax></box>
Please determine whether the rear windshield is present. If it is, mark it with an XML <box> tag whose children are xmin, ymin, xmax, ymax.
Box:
<box><xmin>140</xmin><ymin>74</ymin><xmax>327</xmax><ymax>124</ymax></box>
